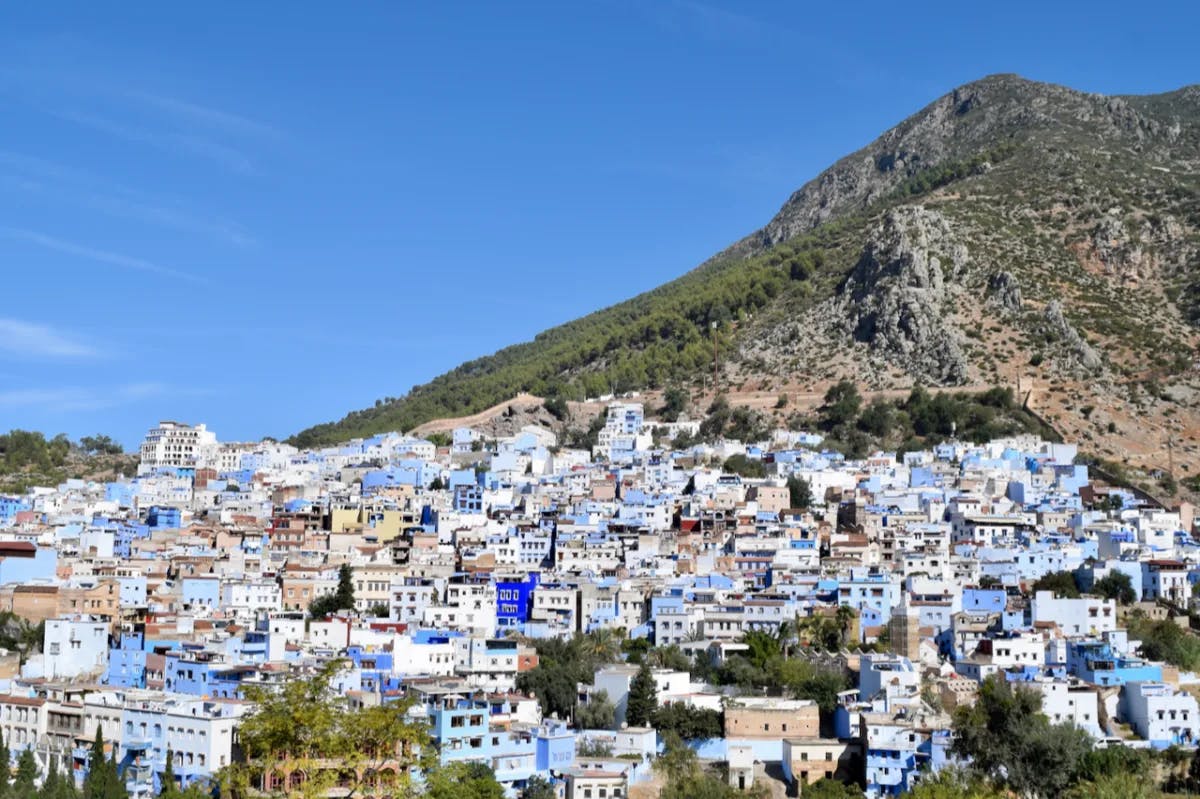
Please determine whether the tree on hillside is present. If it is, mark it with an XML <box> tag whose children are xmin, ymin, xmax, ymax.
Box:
<box><xmin>722</xmin><ymin>454</ymin><xmax>765</xmax><ymax>478</ymax></box>
<box><xmin>650</xmin><ymin>703</ymin><xmax>723</xmax><ymax>740</ymax></box>
<box><xmin>543</xmin><ymin>396</ymin><xmax>569</xmax><ymax>421</ymax></box>
<box><xmin>953</xmin><ymin>674</ymin><xmax>1091</xmax><ymax>798</ymax></box>
<box><xmin>660</xmin><ymin>387</ymin><xmax>690</xmax><ymax>422</ymax></box>
<box><xmin>230</xmin><ymin>659</ymin><xmax>432</xmax><ymax>798</ymax></box>
<box><xmin>522</xmin><ymin>775</ymin><xmax>557</xmax><ymax>799</ymax></box>
<box><xmin>425</xmin><ymin>762</ymin><xmax>505</xmax><ymax>799</ymax></box>
<box><xmin>801</xmin><ymin>779</ymin><xmax>860</xmax><ymax>799</ymax></box>
<box><xmin>1031</xmin><ymin>570</ymin><xmax>1082</xmax><ymax>599</ymax></box>
<box><xmin>820</xmin><ymin>381</ymin><xmax>861</xmax><ymax>429</ymax></box>
<box><xmin>786</xmin><ymin>474</ymin><xmax>812</xmax><ymax>509</ymax></box>
<box><xmin>575</xmin><ymin>690</ymin><xmax>616</xmax><ymax>730</ymax></box>
<box><xmin>1093</xmin><ymin>571</ymin><xmax>1136</xmax><ymax>605</ymax></box>
<box><xmin>309</xmin><ymin>564</ymin><xmax>355</xmax><ymax>617</ymax></box>
<box><xmin>625</xmin><ymin>663</ymin><xmax>658</xmax><ymax>727</ymax></box>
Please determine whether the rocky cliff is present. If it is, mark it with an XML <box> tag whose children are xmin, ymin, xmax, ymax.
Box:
<box><xmin>292</xmin><ymin>74</ymin><xmax>1200</xmax><ymax>484</ymax></box>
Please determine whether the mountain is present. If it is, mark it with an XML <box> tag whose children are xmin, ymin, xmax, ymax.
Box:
<box><xmin>291</xmin><ymin>75</ymin><xmax>1200</xmax><ymax>479</ymax></box>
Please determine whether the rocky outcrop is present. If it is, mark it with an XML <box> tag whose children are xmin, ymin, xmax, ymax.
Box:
<box><xmin>754</xmin><ymin>74</ymin><xmax>1195</xmax><ymax>247</ymax></box>
<box><xmin>1043</xmin><ymin>301</ymin><xmax>1103</xmax><ymax>374</ymax></box>
<box><xmin>986</xmin><ymin>271</ymin><xmax>1023</xmax><ymax>312</ymax></box>
<box><xmin>840</xmin><ymin>207</ymin><xmax>969</xmax><ymax>384</ymax></box>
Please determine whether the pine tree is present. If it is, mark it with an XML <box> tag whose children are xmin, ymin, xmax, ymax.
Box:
<box><xmin>83</xmin><ymin>725</ymin><xmax>106</xmax><ymax>799</ymax></box>
<box><xmin>0</xmin><ymin>728</ymin><xmax>10</xmax><ymax>799</ymax></box>
<box><xmin>309</xmin><ymin>563</ymin><xmax>356</xmax><ymax>617</ymax></box>
<box><xmin>625</xmin><ymin>662</ymin><xmax>658</xmax><ymax>727</ymax></box>
<box><xmin>107</xmin><ymin>749</ymin><xmax>128</xmax><ymax>799</ymax></box>
<box><xmin>49</xmin><ymin>755</ymin><xmax>81</xmax><ymax>799</ymax></box>
<box><xmin>82</xmin><ymin>725</ymin><xmax>127</xmax><ymax>799</ymax></box>
<box><xmin>160</xmin><ymin>748</ymin><xmax>177</xmax><ymax>799</ymax></box>
<box><xmin>14</xmin><ymin>748</ymin><xmax>36</xmax><ymax>797</ymax></box>
<box><xmin>40</xmin><ymin>759</ymin><xmax>60</xmax><ymax>799</ymax></box>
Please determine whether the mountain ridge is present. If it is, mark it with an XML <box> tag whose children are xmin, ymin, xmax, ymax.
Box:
<box><xmin>291</xmin><ymin>73</ymin><xmax>1200</xmax><ymax>483</ymax></box>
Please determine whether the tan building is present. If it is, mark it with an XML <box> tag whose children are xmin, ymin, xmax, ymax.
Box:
<box><xmin>749</xmin><ymin>485</ymin><xmax>790</xmax><ymax>515</ymax></box>
<box><xmin>60</xmin><ymin>580</ymin><xmax>121</xmax><ymax>627</ymax></box>
<box><xmin>352</xmin><ymin>564</ymin><xmax>407</xmax><ymax>612</ymax></box>
<box><xmin>2</xmin><ymin>584</ymin><xmax>61</xmax><ymax>624</ymax></box>
<box><xmin>724</xmin><ymin>697</ymin><xmax>819</xmax><ymax>739</ymax></box>
<box><xmin>782</xmin><ymin>737</ymin><xmax>861</xmax><ymax>787</ymax></box>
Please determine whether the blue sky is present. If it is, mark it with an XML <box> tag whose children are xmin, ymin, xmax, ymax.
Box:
<box><xmin>1</xmin><ymin>1</ymin><xmax>1196</xmax><ymax>447</ymax></box>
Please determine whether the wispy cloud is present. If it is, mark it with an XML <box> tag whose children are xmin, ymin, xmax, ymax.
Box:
<box><xmin>49</xmin><ymin>108</ymin><xmax>257</xmax><ymax>175</ymax></box>
<box><xmin>0</xmin><ymin>318</ymin><xmax>98</xmax><ymax>358</ymax></box>
<box><xmin>0</xmin><ymin>227</ymin><xmax>206</xmax><ymax>284</ymax></box>
<box><xmin>0</xmin><ymin>149</ymin><xmax>256</xmax><ymax>248</ymax></box>
<box><xmin>124</xmin><ymin>90</ymin><xmax>282</xmax><ymax>141</ymax></box>
<box><xmin>0</xmin><ymin>382</ymin><xmax>169</xmax><ymax>412</ymax></box>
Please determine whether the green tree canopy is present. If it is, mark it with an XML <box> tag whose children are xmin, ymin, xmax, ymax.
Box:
<box><xmin>1093</xmin><ymin>571</ymin><xmax>1136</xmax><ymax>605</ymax></box>
<box><xmin>309</xmin><ymin>564</ymin><xmax>355</xmax><ymax>617</ymax></box>
<box><xmin>625</xmin><ymin>662</ymin><xmax>658</xmax><ymax>727</ymax></box>
<box><xmin>952</xmin><ymin>675</ymin><xmax>1092</xmax><ymax>798</ymax></box>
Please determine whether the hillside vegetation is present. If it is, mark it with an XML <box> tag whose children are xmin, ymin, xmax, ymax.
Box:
<box><xmin>292</xmin><ymin>75</ymin><xmax>1200</xmax><ymax>473</ymax></box>
<box><xmin>0</xmin><ymin>430</ymin><xmax>133</xmax><ymax>493</ymax></box>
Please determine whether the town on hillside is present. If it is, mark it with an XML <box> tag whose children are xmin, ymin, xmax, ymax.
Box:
<box><xmin>0</xmin><ymin>404</ymin><xmax>1198</xmax><ymax>799</ymax></box>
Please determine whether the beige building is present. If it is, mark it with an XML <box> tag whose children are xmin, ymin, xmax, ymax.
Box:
<box><xmin>724</xmin><ymin>697</ymin><xmax>819</xmax><ymax>739</ymax></box>
<box><xmin>782</xmin><ymin>737</ymin><xmax>861</xmax><ymax>787</ymax></box>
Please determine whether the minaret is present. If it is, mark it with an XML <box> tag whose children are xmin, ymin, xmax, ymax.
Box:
<box><xmin>888</xmin><ymin>594</ymin><xmax>920</xmax><ymax>660</ymax></box>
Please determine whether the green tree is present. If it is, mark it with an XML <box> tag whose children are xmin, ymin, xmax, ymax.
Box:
<box><xmin>953</xmin><ymin>675</ymin><xmax>1091</xmax><ymax>798</ymax></box>
<box><xmin>1031</xmin><ymin>570</ymin><xmax>1082</xmax><ymax>599</ymax></box>
<box><xmin>522</xmin><ymin>775</ymin><xmax>557</xmax><ymax>799</ymax></box>
<box><xmin>900</xmin><ymin>768</ymin><xmax>1005</xmax><ymax>798</ymax></box>
<box><xmin>575</xmin><ymin>690</ymin><xmax>616</xmax><ymax>730</ymax></box>
<box><xmin>800</xmin><ymin>779</ymin><xmax>860</xmax><ymax>799</ymax></box>
<box><xmin>820</xmin><ymin>381</ymin><xmax>861</xmax><ymax>429</ymax></box>
<box><xmin>309</xmin><ymin>564</ymin><xmax>355</xmax><ymax>617</ymax></box>
<box><xmin>722</xmin><ymin>454</ymin><xmax>765</xmax><ymax>478</ymax></box>
<box><xmin>654</xmin><ymin>733</ymin><xmax>747</xmax><ymax>799</ymax></box>
<box><xmin>625</xmin><ymin>663</ymin><xmax>658</xmax><ymax>727</ymax></box>
<box><xmin>83</xmin><ymin>725</ymin><xmax>126</xmax><ymax>799</ymax></box>
<box><xmin>1093</xmin><ymin>571</ymin><xmax>1136</xmax><ymax>605</ymax></box>
<box><xmin>14</xmin><ymin>748</ymin><xmax>36</xmax><ymax>798</ymax></box>
<box><xmin>161</xmin><ymin>747</ymin><xmax>177</xmax><ymax>798</ymax></box>
<box><xmin>1128</xmin><ymin>614</ymin><xmax>1200</xmax><ymax>670</ymax></box>
<box><xmin>650</xmin><ymin>703</ymin><xmax>723</xmax><ymax>740</ymax></box>
<box><xmin>660</xmin><ymin>388</ymin><xmax>690</xmax><ymax>422</ymax></box>
<box><xmin>786</xmin><ymin>474</ymin><xmax>812</xmax><ymax>509</ymax></box>
<box><xmin>856</xmin><ymin>398</ymin><xmax>894</xmax><ymax>438</ymax></box>
<box><xmin>230</xmin><ymin>660</ymin><xmax>431</xmax><ymax>798</ymax></box>
<box><xmin>426</xmin><ymin>762</ymin><xmax>504</xmax><ymax>799</ymax></box>
<box><xmin>0</xmin><ymin>729</ymin><xmax>9</xmax><ymax>799</ymax></box>
<box><xmin>543</xmin><ymin>396</ymin><xmax>569</xmax><ymax>422</ymax></box>
<box><xmin>1065</xmin><ymin>771</ymin><xmax>1161</xmax><ymax>799</ymax></box>
<box><xmin>39</xmin><ymin>756</ymin><xmax>80</xmax><ymax>799</ymax></box>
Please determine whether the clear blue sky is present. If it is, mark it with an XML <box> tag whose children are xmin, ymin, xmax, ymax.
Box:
<box><xmin>1</xmin><ymin>1</ymin><xmax>1195</xmax><ymax>447</ymax></box>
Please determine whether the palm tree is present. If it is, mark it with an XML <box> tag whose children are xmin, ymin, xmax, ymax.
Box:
<box><xmin>579</xmin><ymin>628</ymin><xmax>622</xmax><ymax>663</ymax></box>
<box><xmin>835</xmin><ymin>604</ymin><xmax>857</xmax><ymax>648</ymax></box>
<box><xmin>776</xmin><ymin>619</ymin><xmax>796</xmax><ymax>658</ymax></box>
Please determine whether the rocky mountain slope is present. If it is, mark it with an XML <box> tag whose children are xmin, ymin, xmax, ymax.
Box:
<box><xmin>292</xmin><ymin>75</ymin><xmax>1200</xmax><ymax>483</ymax></box>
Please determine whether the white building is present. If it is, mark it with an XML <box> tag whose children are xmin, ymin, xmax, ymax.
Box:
<box><xmin>138</xmin><ymin>421</ymin><xmax>219</xmax><ymax>475</ymax></box>
<box><xmin>41</xmin><ymin>617</ymin><xmax>110</xmax><ymax>679</ymax></box>
<box><xmin>1030</xmin><ymin>591</ymin><xmax>1117</xmax><ymax>636</ymax></box>
<box><xmin>1120</xmin><ymin>681</ymin><xmax>1200</xmax><ymax>747</ymax></box>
